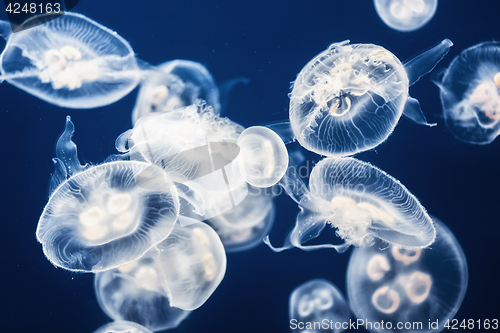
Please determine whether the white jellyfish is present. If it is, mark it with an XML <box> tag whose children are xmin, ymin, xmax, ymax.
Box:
<box><xmin>289</xmin><ymin>279</ymin><xmax>350</xmax><ymax>333</ymax></box>
<box><xmin>132</xmin><ymin>60</ymin><xmax>221</xmax><ymax>124</ymax></box>
<box><xmin>374</xmin><ymin>0</ymin><xmax>438</xmax><ymax>32</ymax></box>
<box><xmin>289</xmin><ymin>39</ymin><xmax>453</xmax><ymax>157</ymax></box>
<box><xmin>207</xmin><ymin>186</ymin><xmax>276</xmax><ymax>252</ymax></box>
<box><xmin>265</xmin><ymin>157</ymin><xmax>435</xmax><ymax>253</ymax></box>
<box><xmin>433</xmin><ymin>41</ymin><xmax>500</xmax><ymax>144</ymax></box>
<box><xmin>0</xmin><ymin>12</ymin><xmax>141</xmax><ymax>108</ymax></box>
<box><xmin>117</xmin><ymin>102</ymin><xmax>248</xmax><ymax>220</ymax></box>
<box><xmin>93</xmin><ymin>321</ymin><xmax>153</xmax><ymax>333</ymax></box>
<box><xmin>95</xmin><ymin>217</ymin><xmax>226</xmax><ymax>319</ymax></box>
<box><xmin>36</xmin><ymin>117</ymin><xmax>179</xmax><ymax>272</ymax></box>
<box><xmin>237</xmin><ymin>126</ymin><xmax>289</xmax><ymax>188</ymax></box>
<box><xmin>346</xmin><ymin>218</ymin><xmax>468</xmax><ymax>332</ymax></box>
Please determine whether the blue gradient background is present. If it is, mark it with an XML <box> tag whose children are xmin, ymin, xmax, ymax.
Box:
<box><xmin>1</xmin><ymin>1</ymin><xmax>499</xmax><ymax>332</ymax></box>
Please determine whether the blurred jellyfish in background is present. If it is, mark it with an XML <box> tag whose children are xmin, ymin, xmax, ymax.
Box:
<box><xmin>36</xmin><ymin>117</ymin><xmax>179</xmax><ymax>272</ymax></box>
<box><xmin>0</xmin><ymin>12</ymin><xmax>141</xmax><ymax>108</ymax></box>
<box><xmin>132</xmin><ymin>60</ymin><xmax>221</xmax><ymax>124</ymax></box>
<box><xmin>93</xmin><ymin>321</ymin><xmax>153</xmax><ymax>333</ymax></box>
<box><xmin>374</xmin><ymin>0</ymin><xmax>437</xmax><ymax>32</ymax></box>
<box><xmin>346</xmin><ymin>218</ymin><xmax>468</xmax><ymax>333</ymax></box>
<box><xmin>289</xmin><ymin>279</ymin><xmax>350</xmax><ymax>333</ymax></box>
<box><xmin>237</xmin><ymin>126</ymin><xmax>289</xmax><ymax>188</ymax></box>
<box><xmin>117</xmin><ymin>102</ymin><xmax>248</xmax><ymax>219</ymax></box>
<box><xmin>434</xmin><ymin>41</ymin><xmax>500</xmax><ymax>144</ymax></box>
<box><xmin>207</xmin><ymin>185</ymin><xmax>276</xmax><ymax>252</ymax></box>
<box><xmin>265</xmin><ymin>157</ymin><xmax>435</xmax><ymax>253</ymax></box>
<box><xmin>289</xmin><ymin>39</ymin><xmax>452</xmax><ymax>157</ymax></box>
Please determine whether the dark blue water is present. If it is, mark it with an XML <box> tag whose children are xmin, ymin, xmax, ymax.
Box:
<box><xmin>1</xmin><ymin>1</ymin><xmax>499</xmax><ymax>332</ymax></box>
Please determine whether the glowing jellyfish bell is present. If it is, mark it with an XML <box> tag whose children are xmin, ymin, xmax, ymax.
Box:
<box><xmin>95</xmin><ymin>217</ymin><xmax>226</xmax><ymax>323</ymax></box>
<box><xmin>36</xmin><ymin>116</ymin><xmax>179</xmax><ymax>272</ymax></box>
<box><xmin>237</xmin><ymin>126</ymin><xmax>289</xmax><ymax>188</ymax></box>
<box><xmin>374</xmin><ymin>0</ymin><xmax>438</xmax><ymax>32</ymax></box>
<box><xmin>346</xmin><ymin>218</ymin><xmax>468</xmax><ymax>333</ymax></box>
<box><xmin>289</xmin><ymin>39</ymin><xmax>452</xmax><ymax>157</ymax></box>
<box><xmin>289</xmin><ymin>279</ymin><xmax>350</xmax><ymax>333</ymax></box>
<box><xmin>433</xmin><ymin>41</ymin><xmax>500</xmax><ymax>144</ymax></box>
<box><xmin>0</xmin><ymin>12</ymin><xmax>141</xmax><ymax>108</ymax></box>
<box><xmin>93</xmin><ymin>321</ymin><xmax>153</xmax><ymax>333</ymax></box>
<box><xmin>265</xmin><ymin>157</ymin><xmax>435</xmax><ymax>253</ymax></box>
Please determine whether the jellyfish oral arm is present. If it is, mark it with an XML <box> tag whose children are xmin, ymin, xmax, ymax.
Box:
<box><xmin>403</xmin><ymin>96</ymin><xmax>436</xmax><ymax>126</ymax></box>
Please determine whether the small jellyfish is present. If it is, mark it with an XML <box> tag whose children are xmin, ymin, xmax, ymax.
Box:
<box><xmin>374</xmin><ymin>0</ymin><xmax>437</xmax><ymax>32</ymax></box>
<box><xmin>434</xmin><ymin>41</ymin><xmax>500</xmax><ymax>144</ymax></box>
<box><xmin>117</xmin><ymin>102</ymin><xmax>248</xmax><ymax>219</ymax></box>
<box><xmin>36</xmin><ymin>117</ymin><xmax>179</xmax><ymax>272</ymax></box>
<box><xmin>289</xmin><ymin>39</ymin><xmax>453</xmax><ymax>157</ymax></box>
<box><xmin>0</xmin><ymin>12</ymin><xmax>141</xmax><ymax>108</ymax></box>
<box><xmin>207</xmin><ymin>186</ymin><xmax>275</xmax><ymax>252</ymax></box>
<box><xmin>265</xmin><ymin>157</ymin><xmax>435</xmax><ymax>253</ymax></box>
<box><xmin>237</xmin><ymin>126</ymin><xmax>289</xmax><ymax>188</ymax></box>
<box><xmin>346</xmin><ymin>218</ymin><xmax>468</xmax><ymax>332</ymax></box>
<box><xmin>289</xmin><ymin>279</ymin><xmax>350</xmax><ymax>333</ymax></box>
<box><xmin>93</xmin><ymin>321</ymin><xmax>153</xmax><ymax>333</ymax></box>
<box><xmin>95</xmin><ymin>218</ymin><xmax>226</xmax><ymax>318</ymax></box>
<box><xmin>131</xmin><ymin>60</ymin><xmax>221</xmax><ymax>124</ymax></box>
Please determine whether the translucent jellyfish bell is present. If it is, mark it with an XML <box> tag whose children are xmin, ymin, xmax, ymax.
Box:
<box><xmin>93</xmin><ymin>321</ymin><xmax>153</xmax><ymax>333</ymax></box>
<box><xmin>265</xmin><ymin>157</ymin><xmax>435</xmax><ymax>253</ymax></box>
<box><xmin>289</xmin><ymin>39</ymin><xmax>452</xmax><ymax>157</ymax></box>
<box><xmin>0</xmin><ymin>12</ymin><xmax>141</xmax><ymax>108</ymax></box>
<box><xmin>433</xmin><ymin>41</ymin><xmax>500</xmax><ymax>144</ymax></box>
<box><xmin>237</xmin><ymin>126</ymin><xmax>289</xmax><ymax>188</ymax></box>
<box><xmin>289</xmin><ymin>279</ymin><xmax>350</xmax><ymax>333</ymax></box>
<box><xmin>346</xmin><ymin>218</ymin><xmax>468</xmax><ymax>333</ymax></box>
<box><xmin>36</xmin><ymin>117</ymin><xmax>179</xmax><ymax>272</ymax></box>
<box><xmin>374</xmin><ymin>0</ymin><xmax>438</xmax><ymax>32</ymax></box>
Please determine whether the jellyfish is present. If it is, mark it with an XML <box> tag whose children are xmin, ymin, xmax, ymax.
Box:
<box><xmin>289</xmin><ymin>39</ymin><xmax>453</xmax><ymax>157</ymax></box>
<box><xmin>373</xmin><ymin>0</ymin><xmax>438</xmax><ymax>32</ymax></box>
<box><xmin>0</xmin><ymin>12</ymin><xmax>141</xmax><ymax>108</ymax></box>
<box><xmin>207</xmin><ymin>186</ymin><xmax>276</xmax><ymax>252</ymax></box>
<box><xmin>36</xmin><ymin>116</ymin><xmax>179</xmax><ymax>272</ymax></box>
<box><xmin>237</xmin><ymin>126</ymin><xmax>289</xmax><ymax>188</ymax></box>
<box><xmin>132</xmin><ymin>60</ymin><xmax>221</xmax><ymax>124</ymax></box>
<box><xmin>346</xmin><ymin>218</ymin><xmax>468</xmax><ymax>332</ymax></box>
<box><xmin>289</xmin><ymin>279</ymin><xmax>350</xmax><ymax>333</ymax></box>
<box><xmin>265</xmin><ymin>157</ymin><xmax>435</xmax><ymax>253</ymax></box>
<box><xmin>93</xmin><ymin>321</ymin><xmax>153</xmax><ymax>333</ymax></box>
<box><xmin>433</xmin><ymin>41</ymin><xmax>500</xmax><ymax>144</ymax></box>
<box><xmin>95</xmin><ymin>217</ymin><xmax>226</xmax><ymax>318</ymax></box>
<box><xmin>117</xmin><ymin>102</ymin><xmax>248</xmax><ymax>220</ymax></box>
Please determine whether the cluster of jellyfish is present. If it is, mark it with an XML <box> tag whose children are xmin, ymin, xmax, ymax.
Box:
<box><xmin>4</xmin><ymin>7</ymin><xmax>495</xmax><ymax>333</ymax></box>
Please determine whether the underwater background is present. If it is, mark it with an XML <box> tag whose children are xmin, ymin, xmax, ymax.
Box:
<box><xmin>2</xmin><ymin>0</ymin><xmax>500</xmax><ymax>332</ymax></box>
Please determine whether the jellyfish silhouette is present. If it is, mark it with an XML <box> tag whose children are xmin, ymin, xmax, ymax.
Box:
<box><xmin>433</xmin><ymin>41</ymin><xmax>500</xmax><ymax>144</ymax></box>
<box><xmin>374</xmin><ymin>0</ymin><xmax>438</xmax><ymax>32</ymax></box>
<box><xmin>289</xmin><ymin>279</ymin><xmax>350</xmax><ymax>333</ymax></box>
<box><xmin>346</xmin><ymin>218</ymin><xmax>468</xmax><ymax>332</ymax></box>
<box><xmin>93</xmin><ymin>321</ymin><xmax>153</xmax><ymax>333</ymax></box>
<box><xmin>36</xmin><ymin>116</ymin><xmax>179</xmax><ymax>272</ymax></box>
<box><xmin>289</xmin><ymin>39</ymin><xmax>453</xmax><ymax>157</ymax></box>
<box><xmin>0</xmin><ymin>12</ymin><xmax>141</xmax><ymax>108</ymax></box>
<box><xmin>265</xmin><ymin>157</ymin><xmax>435</xmax><ymax>253</ymax></box>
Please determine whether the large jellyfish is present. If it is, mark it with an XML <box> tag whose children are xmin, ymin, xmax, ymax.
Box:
<box><xmin>346</xmin><ymin>218</ymin><xmax>468</xmax><ymax>332</ymax></box>
<box><xmin>265</xmin><ymin>157</ymin><xmax>435</xmax><ymax>253</ymax></box>
<box><xmin>95</xmin><ymin>217</ymin><xmax>226</xmax><ymax>319</ymax></box>
<box><xmin>207</xmin><ymin>186</ymin><xmax>276</xmax><ymax>252</ymax></box>
<box><xmin>132</xmin><ymin>60</ymin><xmax>221</xmax><ymax>124</ymax></box>
<box><xmin>433</xmin><ymin>41</ymin><xmax>500</xmax><ymax>144</ymax></box>
<box><xmin>374</xmin><ymin>0</ymin><xmax>438</xmax><ymax>32</ymax></box>
<box><xmin>93</xmin><ymin>321</ymin><xmax>153</xmax><ymax>333</ymax></box>
<box><xmin>289</xmin><ymin>279</ymin><xmax>350</xmax><ymax>333</ymax></box>
<box><xmin>0</xmin><ymin>12</ymin><xmax>141</xmax><ymax>108</ymax></box>
<box><xmin>117</xmin><ymin>102</ymin><xmax>248</xmax><ymax>219</ymax></box>
<box><xmin>289</xmin><ymin>39</ymin><xmax>453</xmax><ymax>157</ymax></box>
<box><xmin>237</xmin><ymin>126</ymin><xmax>289</xmax><ymax>188</ymax></box>
<box><xmin>36</xmin><ymin>117</ymin><xmax>179</xmax><ymax>272</ymax></box>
